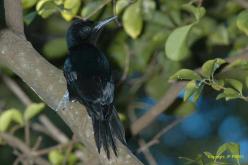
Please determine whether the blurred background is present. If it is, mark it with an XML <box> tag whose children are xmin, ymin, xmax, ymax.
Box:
<box><xmin>1</xmin><ymin>0</ymin><xmax>248</xmax><ymax>164</ymax></box>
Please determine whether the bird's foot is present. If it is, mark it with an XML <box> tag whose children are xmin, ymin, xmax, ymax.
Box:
<box><xmin>55</xmin><ymin>91</ymin><xmax>70</xmax><ymax>112</ymax></box>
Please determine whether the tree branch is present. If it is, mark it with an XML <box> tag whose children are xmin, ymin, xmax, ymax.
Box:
<box><xmin>3</xmin><ymin>0</ymin><xmax>24</xmax><ymax>35</ymax></box>
<box><xmin>234</xmin><ymin>0</ymin><xmax>248</xmax><ymax>9</ymax></box>
<box><xmin>1</xmin><ymin>0</ymin><xmax>142</xmax><ymax>164</ymax></box>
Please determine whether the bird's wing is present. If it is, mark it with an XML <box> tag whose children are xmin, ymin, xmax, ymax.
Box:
<box><xmin>76</xmin><ymin>75</ymin><xmax>114</xmax><ymax>105</ymax></box>
<box><xmin>63</xmin><ymin>58</ymin><xmax>114</xmax><ymax>105</ymax></box>
<box><xmin>63</xmin><ymin>58</ymin><xmax>80</xmax><ymax>101</ymax></box>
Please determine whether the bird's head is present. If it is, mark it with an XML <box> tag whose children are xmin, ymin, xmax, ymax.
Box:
<box><xmin>66</xmin><ymin>16</ymin><xmax>117</xmax><ymax>49</ymax></box>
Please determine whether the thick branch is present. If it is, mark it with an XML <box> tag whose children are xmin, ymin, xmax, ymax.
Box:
<box><xmin>0</xmin><ymin>30</ymin><xmax>141</xmax><ymax>164</ymax></box>
<box><xmin>3</xmin><ymin>0</ymin><xmax>24</xmax><ymax>35</ymax></box>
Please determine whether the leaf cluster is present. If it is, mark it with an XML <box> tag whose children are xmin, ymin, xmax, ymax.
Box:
<box><xmin>170</xmin><ymin>59</ymin><xmax>248</xmax><ymax>102</ymax></box>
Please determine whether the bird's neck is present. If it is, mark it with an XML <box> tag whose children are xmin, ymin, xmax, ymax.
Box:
<box><xmin>68</xmin><ymin>42</ymin><xmax>96</xmax><ymax>52</ymax></box>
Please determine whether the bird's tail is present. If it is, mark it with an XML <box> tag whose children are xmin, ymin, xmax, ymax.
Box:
<box><xmin>90</xmin><ymin>105</ymin><xmax>126</xmax><ymax>159</ymax></box>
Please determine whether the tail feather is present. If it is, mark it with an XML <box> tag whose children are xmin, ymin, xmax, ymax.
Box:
<box><xmin>103</xmin><ymin>121</ymin><xmax>111</xmax><ymax>158</ymax></box>
<box><xmin>92</xmin><ymin>118</ymin><xmax>102</xmax><ymax>153</ymax></box>
<box><xmin>106</xmin><ymin>121</ymin><xmax>117</xmax><ymax>156</ymax></box>
<box><xmin>110</xmin><ymin>110</ymin><xmax>126</xmax><ymax>145</ymax></box>
<box><xmin>90</xmin><ymin>105</ymin><xmax>126</xmax><ymax>159</ymax></box>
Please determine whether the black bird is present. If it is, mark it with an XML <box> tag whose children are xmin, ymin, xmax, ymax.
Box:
<box><xmin>63</xmin><ymin>16</ymin><xmax>126</xmax><ymax>159</ymax></box>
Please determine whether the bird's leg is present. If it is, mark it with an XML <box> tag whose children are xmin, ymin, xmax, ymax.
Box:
<box><xmin>55</xmin><ymin>90</ymin><xmax>70</xmax><ymax>111</ymax></box>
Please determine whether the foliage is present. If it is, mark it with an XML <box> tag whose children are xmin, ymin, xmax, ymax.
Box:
<box><xmin>170</xmin><ymin>58</ymin><xmax>248</xmax><ymax>102</ymax></box>
<box><xmin>237</xmin><ymin>10</ymin><xmax>248</xmax><ymax>36</ymax></box>
<box><xmin>179</xmin><ymin>142</ymin><xmax>241</xmax><ymax>165</ymax></box>
<box><xmin>20</xmin><ymin>0</ymin><xmax>248</xmax><ymax>100</ymax></box>
<box><xmin>0</xmin><ymin>103</ymin><xmax>82</xmax><ymax>164</ymax></box>
<box><xmin>0</xmin><ymin>103</ymin><xmax>44</xmax><ymax>132</ymax></box>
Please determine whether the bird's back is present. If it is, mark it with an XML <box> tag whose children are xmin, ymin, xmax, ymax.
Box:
<box><xmin>69</xmin><ymin>44</ymin><xmax>111</xmax><ymax>79</ymax></box>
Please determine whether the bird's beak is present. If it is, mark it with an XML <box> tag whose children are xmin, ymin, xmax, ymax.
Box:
<box><xmin>90</xmin><ymin>16</ymin><xmax>118</xmax><ymax>44</ymax></box>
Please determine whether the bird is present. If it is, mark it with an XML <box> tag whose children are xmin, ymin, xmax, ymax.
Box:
<box><xmin>63</xmin><ymin>16</ymin><xmax>126</xmax><ymax>159</ymax></box>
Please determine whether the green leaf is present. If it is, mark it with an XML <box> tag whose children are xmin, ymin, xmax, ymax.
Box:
<box><xmin>43</xmin><ymin>38</ymin><xmax>68</xmax><ymax>59</ymax></box>
<box><xmin>216</xmin><ymin>92</ymin><xmax>226</xmax><ymax>100</ymax></box>
<box><xmin>225</xmin><ymin>79</ymin><xmax>243</xmax><ymax>93</ymax></box>
<box><xmin>208</xmin><ymin>25</ymin><xmax>229</xmax><ymax>45</ymax></box>
<box><xmin>0</xmin><ymin>109</ymin><xmax>24</xmax><ymax>132</ymax></box>
<box><xmin>174</xmin><ymin>102</ymin><xmax>195</xmax><ymax>117</ymax></box>
<box><xmin>170</xmin><ymin>69</ymin><xmax>201</xmax><ymax>81</ymax></box>
<box><xmin>24</xmin><ymin>103</ymin><xmax>45</xmax><ymax>121</ymax></box>
<box><xmin>67</xmin><ymin>153</ymin><xmax>78</xmax><ymax>165</ymax></box>
<box><xmin>226</xmin><ymin>59</ymin><xmax>248</xmax><ymax>70</ymax></box>
<box><xmin>203</xmin><ymin>152</ymin><xmax>214</xmax><ymax>158</ymax></box>
<box><xmin>118</xmin><ymin>113</ymin><xmax>126</xmax><ymax>122</ymax></box>
<box><xmin>36</xmin><ymin>0</ymin><xmax>58</xmax><ymax>18</ymax></box>
<box><xmin>61</xmin><ymin>0</ymin><xmax>81</xmax><ymax>21</ymax></box>
<box><xmin>227</xmin><ymin>142</ymin><xmax>240</xmax><ymax>155</ymax></box>
<box><xmin>22</xmin><ymin>0</ymin><xmax>37</xmax><ymax>9</ymax></box>
<box><xmin>184</xmin><ymin>80</ymin><xmax>197</xmax><ymax>101</ymax></box>
<box><xmin>217</xmin><ymin>142</ymin><xmax>240</xmax><ymax>156</ymax></box>
<box><xmin>184</xmin><ymin>80</ymin><xmax>203</xmax><ymax>102</ymax></box>
<box><xmin>201</xmin><ymin>58</ymin><xmax>226</xmax><ymax>78</ymax></box>
<box><xmin>182</xmin><ymin>4</ymin><xmax>206</xmax><ymax>21</ymax></box>
<box><xmin>165</xmin><ymin>23</ymin><xmax>194</xmax><ymax>61</ymax></box>
<box><xmin>237</xmin><ymin>10</ymin><xmax>248</xmax><ymax>35</ymax></box>
<box><xmin>24</xmin><ymin>11</ymin><xmax>37</xmax><ymax>25</ymax></box>
<box><xmin>48</xmin><ymin>150</ymin><xmax>64</xmax><ymax>165</ymax></box>
<box><xmin>123</xmin><ymin>0</ymin><xmax>143</xmax><ymax>39</ymax></box>
<box><xmin>142</xmin><ymin>0</ymin><xmax>156</xmax><ymax>17</ymax></box>
<box><xmin>116</xmin><ymin>0</ymin><xmax>131</xmax><ymax>14</ymax></box>
<box><xmin>81</xmin><ymin>1</ymin><xmax>102</xmax><ymax>19</ymax></box>
<box><xmin>211</xmin><ymin>79</ymin><xmax>224</xmax><ymax>91</ymax></box>
<box><xmin>217</xmin><ymin>88</ymin><xmax>241</xmax><ymax>101</ymax></box>
<box><xmin>216</xmin><ymin>143</ymin><xmax>227</xmax><ymax>156</ymax></box>
<box><xmin>223</xmin><ymin>88</ymin><xmax>241</xmax><ymax>100</ymax></box>
<box><xmin>54</xmin><ymin>0</ymin><xmax>63</xmax><ymax>5</ymax></box>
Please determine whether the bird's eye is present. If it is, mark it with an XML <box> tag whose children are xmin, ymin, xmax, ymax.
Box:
<box><xmin>82</xmin><ymin>26</ymin><xmax>91</xmax><ymax>33</ymax></box>
<box><xmin>79</xmin><ymin>26</ymin><xmax>91</xmax><ymax>39</ymax></box>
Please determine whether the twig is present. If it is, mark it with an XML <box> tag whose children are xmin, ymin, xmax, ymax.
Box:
<box><xmin>13</xmin><ymin>153</ymin><xmax>28</xmax><ymax>165</ymax></box>
<box><xmin>0</xmin><ymin>132</ymin><xmax>50</xmax><ymax>165</ymax></box>
<box><xmin>131</xmin><ymin>82</ymin><xmax>185</xmax><ymax>135</ymax></box>
<box><xmin>234</xmin><ymin>0</ymin><xmax>248</xmax><ymax>9</ymax></box>
<box><xmin>63</xmin><ymin>135</ymin><xmax>76</xmax><ymax>165</ymax></box>
<box><xmin>32</xmin><ymin>136</ymin><xmax>43</xmax><ymax>151</ymax></box>
<box><xmin>131</xmin><ymin>50</ymin><xmax>248</xmax><ymax>135</ymax></box>
<box><xmin>2</xmin><ymin>75</ymin><xmax>32</xmax><ymax>147</ymax></box>
<box><xmin>9</xmin><ymin>125</ymin><xmax>22</xmax><ymax>134</ymax></box>
<box><xmin>31</xmin><ymin>123</ymin><xmax>53</xmax><ymax>137</ymax></box>
<box><xmin>25</xmin><ymin>121</ymin><xmax>30</xmax><ymax>146</ymax></box>
<box><xmin>34</xmin><ymin>141</ymin><xmax>75</xmax><ymax>156</ymax></box>
<box><xmin>138</xmin><ymin>118</ymin><xmax>183</xmax><ymax>153</ymax></box>
<box><xmin>129</xmin><ymin>52</ymin><xmax>160</xmax><ymax>94</ymax></box>
<box><xmin>2</xmin><ymin>73</ymin><xmax>72</xmax><ymax>149</ymax></box>
<box><xmin>138</xmin><ymin>139</ymin><xmax>157</xmax><ymax>165</ymax></box>
<box><xmin>39</xmin><ymin>115</ymin><xmax>69</xmax><ymax>143</ymax></box>
<box><xmin>2</xmin><ymin>75</ymin><xmax>32</xmax><ymax>105</ymax></box>
<box><xmin>127</xmin><ymin>105</ymin><xmax>156</xmax><ymax>165</ymax></box>
<box><xmin>118</xmin><ymin>44</ymin><xmax>131</xmax><ymax>86</ymax></box>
